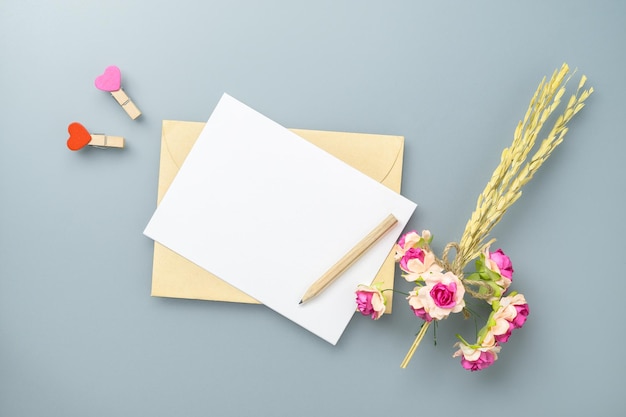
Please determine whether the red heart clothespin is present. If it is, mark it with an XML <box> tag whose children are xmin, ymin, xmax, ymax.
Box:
<box><xmin>66</xmin><ymin>122</ymin><xmax>125</xmax><ymax>151</ymax></box>
<box><xmin>95</xmin><ymin>65</ymin><xmax>142</xmax><ymax>120</ymax></box>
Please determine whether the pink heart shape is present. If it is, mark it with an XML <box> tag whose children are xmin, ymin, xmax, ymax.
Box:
<box><xmin>94</xmin><ymin>65</ymin><xmax>121</xmax><ymax>92</ymax></box>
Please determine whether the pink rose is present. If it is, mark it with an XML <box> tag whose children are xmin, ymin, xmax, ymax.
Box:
<box><xmin>430</xmin><ymin>281</ymin><xmax>458</xmax><ymax>309</ymax></box>
<box><xmin>407</xmin><ymin>289</ymin><xmax>433</xmax><ymax>322</ymax></box>
<box><xmin>490</xmin><ymin>305</ymin><xmax>514</xmax><ymax>338</ymax></box>
<box><xmin>399</xmin><ymin>247</ymin><xmax>425</xmax><ymax>272</ymax></box>
<box><xmin>453</xmin><ymin>342</ymin><xmax>501</xmax><ymax>372</ymax></box>
<box><xmin>396</xmin><ymin>231</ymin><xmax>419</xmax><ymax>250</ymax></box>
<box><xmin>410</xmin><ymin>306</ymin><xmax>433</xmax><ymax>322</ymax></box>
<box><xmin>407</xmin><ymin>271</ymin><xmax>465</xmax><ymax>321</ymax></box>
<box><xmin>499</xmin><ymin>294</ymin><xmax>529</xmax><ymax>329</ymax></box>
<box><xmin>481</xmin><ymin>248</ymin><xmax>514</xmax><ymax>302</ymax></box>
<box><xmin>512</xmin><ymin>303</ymin><xmax>529</xmax><ymax>329</ymax></box>
<box><xmin>394</xmin><ymin>231</ymin><xmax>422</xmax><ymax>260</ymax></box>
<box><xmin>355</xmin><ymin>285</ymin><xmax>386</xmax><ymax>320</ymax></box>
<box><xmin>399</xmin><ymin>248</ymin><xmax>440</xmax><ymax>278</ymax></box>
<box><xmin>488</xmin><ymin>294</ymin><xmax>529</xmax><ymax>343</ymax></box>
<box><xmin>485</xmin><ymin>248</ymin><xmax>514</xmax><ymax>279</ymax></box>
<box><xmin>395</xmin><ymin>230</ymin><xmax>441</xmax><ymax>280</ymax></box>
<box><xmin>394</xmin><ymin>230</ymin><xmax>432</xmax><ymax>260</ymax></box>
<box><xmin>493</xmin><ymin>322</ymin><xmax>514</xmax><ymax>344</ymax></box>
<box><xmin>460</xmin><ymin>350</ymin><xmax>497</xmax><ymax>371</ymax></box>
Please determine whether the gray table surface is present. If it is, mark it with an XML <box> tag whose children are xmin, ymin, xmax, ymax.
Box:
<box><xmin>1</xmin><ymin>1</ymin><xmax>624</xmax><ymax>416</ymax></box>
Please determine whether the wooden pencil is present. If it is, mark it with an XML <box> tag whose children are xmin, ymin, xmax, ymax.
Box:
<box><xmin>299</xmin><ymin>214</ymin><xmax>398</xmax><ymax>304</ymax></box>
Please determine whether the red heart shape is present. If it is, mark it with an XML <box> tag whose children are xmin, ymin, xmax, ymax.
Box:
<box><xmin>67</xmin><ymin>122</ymin><xmax>91</xmax><ymax>151</ymax></box>
<box><xmin>94</xmin><ymin>65</ymin><xmax>121</xmax><ymax>92</ymax></box>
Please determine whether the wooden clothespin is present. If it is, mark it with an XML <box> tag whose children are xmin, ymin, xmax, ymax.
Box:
<box><xmin>95</xmin><ymin>65</ymin><xmax>142</xmax><ymax>120</ymax></box>
<box><xmin>66</xmin><ymin>122</ymin><xmax>124</xmax><ymax>151</ymax></box>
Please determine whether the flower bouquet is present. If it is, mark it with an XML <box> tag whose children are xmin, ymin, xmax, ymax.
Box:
<box><xmin>356</xmin><ymin>63</ymin><xmax>592</xmax><ymax>371</ymax></box>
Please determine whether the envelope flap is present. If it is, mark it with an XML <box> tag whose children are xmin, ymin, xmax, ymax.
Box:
<box><xmin>289</xmin><ymin>129</ymin><xmax>404</xmax><ymax>188</ymax></box>
<box><xmin>162</xmin><ymin>120</ymin><xmax>205</xmax><ymax>168</ymax></box>
<box><xmin>158</xmin><ymin>120</ymin><xmax>206</xmax><ymax>204</ymax></box>
<box><xmin>161</xmin><ymin>122</ymin><xmax>405</xmax><ymax>193</ymax></box>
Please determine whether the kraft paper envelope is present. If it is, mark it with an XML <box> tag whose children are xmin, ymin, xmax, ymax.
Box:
<box><xmin>144</xmin><ymin>94</ymin><xmax>416</xmax><ymax>344</ymax></box>
<box><xmin>152</xmin><ymin>121</ymin><xmax>407</xmax><ymax>313</ymax></box>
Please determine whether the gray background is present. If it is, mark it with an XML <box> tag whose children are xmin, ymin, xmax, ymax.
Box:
<box><xmin>1</xmin><ymin>1</ymin><xmax>623</xmax><ymax>415</ymax></box>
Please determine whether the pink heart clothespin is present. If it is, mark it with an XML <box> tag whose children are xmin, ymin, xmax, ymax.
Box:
<box><xmin>95</xmin><ymin>66</ymin><xmax>122</xmax><ymax>92</ymax></box>
<box><xmin>95</xmin><ymin>65</ymin><xmax>142</xmax><ymax>120</ymax></box>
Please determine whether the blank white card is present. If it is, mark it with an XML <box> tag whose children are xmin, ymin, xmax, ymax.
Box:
<box><xmin>144</xmin><ymin>93</ymin><xmax>417</xmax><ymax>344</ymax></box>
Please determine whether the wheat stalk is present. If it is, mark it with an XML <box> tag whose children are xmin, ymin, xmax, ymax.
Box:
<box><xmin>457</xmin><ymin>63</ymin><xmax>593</xmax><ymax>268</ymax></box>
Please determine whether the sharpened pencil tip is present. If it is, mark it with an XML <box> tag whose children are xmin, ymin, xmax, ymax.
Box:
<box><xmin>299</xmin><ymin>299</ymin><xmax>303</xmax><ymax>305</ymax></box>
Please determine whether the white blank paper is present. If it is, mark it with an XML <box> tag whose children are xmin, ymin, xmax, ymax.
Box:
<box><xmin>144</xmin><ymin>93</ymin><xmax>417</xmax><ymax>344</ymax></box>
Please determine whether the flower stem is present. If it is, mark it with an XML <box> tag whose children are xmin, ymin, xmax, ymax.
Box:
<box><xmin>381</xmin><ymin>288</ymin><xmax>410</xmax><ymax>296</ymax></box>
<box><xmin>400</xmin><ymin>321</ymin><xmax>431</xmax><ymax>369</ymax></box>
